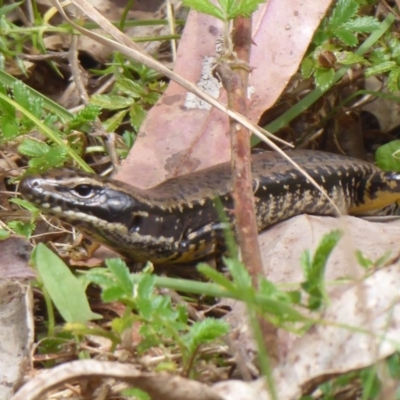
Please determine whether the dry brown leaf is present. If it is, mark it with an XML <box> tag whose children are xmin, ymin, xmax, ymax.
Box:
<box><xmin>223</xmin><ymin>216</ymin><xmax>400</xmax><ymax>399</ymax></box>
<box><xmin>213</xmin><ymin>379</ymin><xmax>269</xmax><ymax>400</ymax></box>
<box><xmin>0</xmin><ymin>281</ymin><xmax>34</xmax><ymax>399</ymax></box>
<box><xmin>0</xmin><ymin>237</ymin><xmax>35</xmax><ymax>398</ymax></box>
<box><xmin>0</xmin><ymin>237</ymin><xmax>35</xmax><ymax>279</ymax></box>
<box><xmin>118</xmin><ymin>0</ymin><xmax>334</xmax><ymax>188</ymax></box>
<box><xmin>270</xmin><ymin>259</ymin><xmax>400</xmax><ymax>399</ymax></box>
<box><xmin>260</xmin><ymin>215</ymin><xmax>400</xmax><ymax>283</ymax></box>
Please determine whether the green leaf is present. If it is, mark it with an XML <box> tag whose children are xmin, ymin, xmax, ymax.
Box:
<box><xmin>67</xmin><ymin>104</ymin><xmax>100</xmax><ymax>131</ymax></box>
<box><xmin>105</xmin><ymin>258</ymin><xmax>133</xmax><ymax>296</ymax></box>
<box><xmin>302</xmin><ymin>249</ymin><xmax>311</xmax><ymax>269</ymax></box>
<box><xmin>18</xmin><ymin>138</ymin><xmax>49</xmax><ymax>157</ymax></box>
<box><xmin>305</xmin><ymin>230</ymin><xmax>343</xmax><ymax>282</ymax></box>
<box><xmin>387</xmin><ymin>354</ymin><xmax>400</xmax><ymax>379</ymax></box>
<box><xmin>85</xmin><ymin>269</ymin><xmax>117</xmax><ymax>289</ymax></box>
<box><xmin>328</xmin><ymin>0</ymin><xmax>358</xmax><ymax>29</ymax></box>
<box><xmin>129</xmin><ymin>103</ymin><xmax>146</xmax><ymax>131</ymax></box>
<box><xmin>115</xmin><ymin>78</ymin><xmax>143</xmax><ymax>98</ymax></box>
<box><xmin>332</xmin><ymin>28</ymin><xmax>358</xmax><ymax>46</ymax></box>
<box><xmin>182</xmin><ymin>318</ymin><xmax>229</xmax><ymax>354</ymax></box>
<box><xmin>388</xmin><ymin>68</ymin><xmax>400</xmax><ymax>92</ymax></box>
<box><xmin>0</xmin><ymin>230</ymin><xmax>10</xmax><ymax>240</ymax></box>
<box><xmin>373</xmin><ymin>252</ymin><xmax>392</xmax><ymax>268</ymax></box>
<box><xmin>314</xmin><ymin>67</ymin><xmax>335</xmax><ymax>91</ymax></box>
<box><xmin>389</xmin><ymin>38</ymin><xmax>400</xmax><ymax>60</ymax></box>
<box><xmin>258</xmin><ymin>278</ymin><xmax>294</xmax><ymax>304</ymax></box>
<box><xmin>137</xmin><ymin>274</ymin><xmax>156</xmax><ymax>301</ymax></box>
<box><xmin>375</xmin><ymin>140</ymin><xmax>400</xmax><ymax>171</ymax></box>
<box><xmin>136</xmin><ymin>297</ymin><xmax>154</xmax><ymax>320</ymax></box>
<box><xmin>102</xmin><ymin>286</ymin><xmax>128</xmax><ymax>302</ymax></box>
<box><xmin>287</xmin><ymin>290</ymin><xmax>302</xmax><ymax>305</ymax></box>
<box><xmin>0</xmin><ymin>69</ymin><xmax>73</xmax><ymax>122</ymax></box>
<box><xmin>103</xmin><ymin>109</ymin><xmax>128</xmax><ymax>133</ymax></box>
<box><xmin>197</xmin><ymin>263</ymin><xmax>237</xmax><ymax>292</ymax></box>
<box><xmin>0</xmin><ymin>115</ymin><xmax>19</xmax><ymax>140</ymax></box>
<box><xmin>341</xmin><ymin>16</ymin><xmax>379</xmax><ymax>32</ymax></box>
<box><xmin>223</xmin><ymin>257</ymin><xmax>253</xmax><ymax>291</ymax></box>
<box><xmin>141</xmin><ymin>91</ymin><xmax>160</xmax><ymax>105</ymax></box>
<box><xmin>335</xmin><ymin>51</ymin><xmax>368</xmax><ymax>65</ymax></box>
<box><xmin>7</xmin><ymin>220</ymin><xmax>35</xmax><ymax>238</ymax></box>
<box><xmin>368</xmin><ymin>47</ymin><xmax>390</xmax><ymax>65</ymax></box>
<box><xmin>0</xmin><ymin>2</ymin><xmax>24</xmax><ymax>16</ymax></box>
<box><xmin>86</xmin><ymin>260</ymin><xmax>137</xmax><ymax>303</ymax></box>
<box><xmin>365</xmin><ymin>60</ymin><xmax>397</xmax><ymax>77</ymax></box>
<box><xmin>360</xmin><ymin>367</ymin><xmax>381</xmax><ymax>399</ymax></box>
<box><xmin>111</xmin><ymin>314</ymin><xmax>136</xmax><ymax>334</ymax></box>
<box><xmin>301</xmin><ymin>57</ymin><xmax>315</xmax><ymax>79</ymax></box>
<box><xmin>313</xmin><ymin>29</ymin><xmax>329</xmax><ymax>47</ymax></box>
<box><xmin>137</xmin><ymin>327</ymin><xmax>166</xmax><ymax>353</ymax></box>
<box><xmin>33</xmin><ymin>243</ymin><xmax>101</xmax><ymax>323</ymax></box>
<box><xmin>127</xmin><ymin>61</ymin><xmax>161</xmax><ymax>83</ymax></box>
<box><xmin>10</xmin><ymin>198</ymin><xmax>39</xmax><ymax>214</ymax></box>
<box><xmin>122</xmin><ymin>388</ymin><xmax>151</xmax><ymax>400</ymax></box>
<box><xmin>223</xmin><ymin>0</ymin><xmax>264</xmax><ymax>19</ymax></box>
<box><xmin>355</xmin><ymin>250</ymin><xmax>374</xmax><ymax>269</ymax></box>
<box><xmin>91</xmin><ymin>94</ymin><xmax>134</xmax><ymax>110</ymax></box>
<box><xmin>182</xmin><ymin>0</ymin><xmax>225</xmax><ymax>20</ymax></box>
<box><xmin>28</xmin><ymin>147</ymin><xmax>69</xmax><ymax>171</ymax></box>
<box><xmin>13</xmin><ymin>81</ymin><xmax>44</xmax><ymax>127</ymax></box>
<box><xmin>122</xmin><ymin>131</ymin><xmax>136</xmax><ymax>149</ymax></box>
<box><xmin>0</xmin><ymin>84</ymin><xmax>17</xmax><ymax>117</ymax></box>
<box><xmin>301</xmin><ymin>230</ymin><xmax>343</xmax><ymax>310</ymax></box>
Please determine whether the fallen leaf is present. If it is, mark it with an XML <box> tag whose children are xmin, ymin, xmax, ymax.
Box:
<box><xmin>224</xmin><ymin>216</ymin><xmax>400</xmax><ymax>399</ymax></box>
<box><xmin>0</xmin><ymin>281</ymin><xmax>34</xmax><ymax>399</ymax></box>
<box><xmin>117</xmin><ymin>0</ymin><xmax>334</xmax><ymax>188</ymax></box>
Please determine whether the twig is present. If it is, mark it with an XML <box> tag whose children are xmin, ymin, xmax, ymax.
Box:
<box><xmin>215</xmin><ymin>16</ymin><xmax>279</xmax><ymax>396</ymax></box>
<box><xmin>11</xmin><ymin>359</ymin><xmax>223</xmax><ymax>400</ymax></box>
<box><xmin>230</xmin><ymin>17</ymin><xmax>263</xmax><ymax>283</ymax></box>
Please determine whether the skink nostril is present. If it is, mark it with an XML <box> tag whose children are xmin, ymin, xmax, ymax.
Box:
<box><xmin>19</xmin><ymin>177</ymin><xmax>41</xmax><ymax>197</ymax></box>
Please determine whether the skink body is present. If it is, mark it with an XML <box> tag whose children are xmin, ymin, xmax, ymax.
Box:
<box><xmin>19</xmin><ymin>150</ymin><xmax>400</xmax><ymax>263</ymax></box>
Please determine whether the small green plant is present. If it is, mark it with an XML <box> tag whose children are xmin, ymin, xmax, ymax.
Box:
<box><xmin>85</xmin><ymin>258</ymin><xmax>230</xmax><ymax>374</ymax></box>
<box><xmin>0</xmin><ymin>81</ymin><xmax>44</xmax><ymax>139</ymax></box>
<box><xmin>302</xmin><ymin>0</ymin><xmax>400</xmax><ymax>93</ymax></box>
<box><xmin>182</xmin><ymin>0</ymin><xmax>264</xmax><ymax>58</ymax></box>
<box><xmin>182</xmin><ymin>0</ymin><xmax>264</xmax><ymax>21</ymax></box>
<box><xmin>90</xmin><ymin>62</ymin><xmax>165</xmax><ymax>135</ymax></box>
<box><xmin>375</xmin><ymin>140</ymin><xmax>400</xmax><ymax>171</ymax></box>
<box><xmin>0</xmin><ymin>79</ymin><xmax>97</xmax><ymax>172</ymax></box>
<box><xmin>7</xmin><ymin>198</ymin><xmax>39</xmax><ymax>238</ymax></box>
<box><xmin>365</xmin><ymin>35</ymin><xmax>400</xmax><ymax>92</ymax></box>
<box><xmin>301</xmin><ymin>230</ymin><xmax>343</xmax><ymax>310</ymax></box>
<box><xmin>302</xmin><ymin>0</ymin><xmax>380</xmax><ymax>91</ymax></box>
<box><xmin>32</xmin><ymin>246</ymin><xmax>230</xmax><ymax>374</ymax></box>
<box><xmin>355</xmin><ymin>249</ymin><xmax>392</xmax><ymax>269</ymax></box>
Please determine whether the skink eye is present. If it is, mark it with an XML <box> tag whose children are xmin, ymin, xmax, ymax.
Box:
<box><xmin>72</xmin><ymin>184</ymin><xmax>95</xmax><ymax>198</ymax></box>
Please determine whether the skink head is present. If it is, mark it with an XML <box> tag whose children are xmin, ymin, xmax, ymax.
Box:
<box><xmin>19</xmin><ymin>169</ymin><xmax>137</xmax><ymax>225</ymax></box>
<box><xmin>18</xmin><ymin>169</ymin><xmax>200</xmax><ymax>263</ymax></box>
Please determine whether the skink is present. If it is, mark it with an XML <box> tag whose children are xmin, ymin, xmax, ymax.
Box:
<box><xmin>19</xmin><ymin>150</ymin><xmax>400</xmax><ymax>264</ymax></box>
